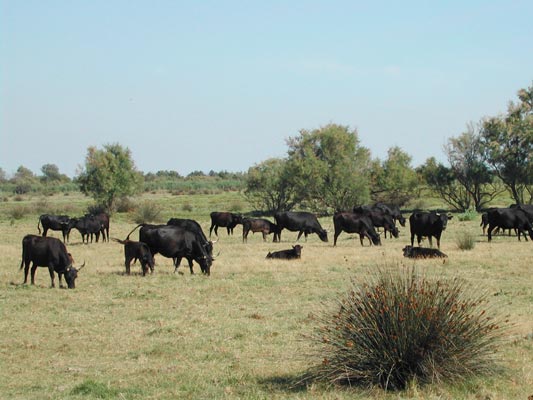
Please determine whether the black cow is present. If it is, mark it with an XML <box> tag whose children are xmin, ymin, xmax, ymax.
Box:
<box><xmin>72</xmin><ymin>215</ymin><xmax>103</xmax><ymax>243</ymax></box>
<box><xmin>37</xmin><ymin>214</ymin><xmax>75</xmax><ymax>243</ymax></box>
<box><xmin>274</xmin><ymin>211</ymin><xmax>328</xmax><ymax>242</ymax></box>
<box><xmin>112</xmin><ymin>238</ymin><xmax>154</xmax><ymax>276</ymax></box>
<box><xmin>167</xmin><ymin>218</ymin><xmax>215</xmax><ymax>266</ymax></box>
<box><xmin>333</xmin><ymin>212</ymin><xmax>381</xmax><ymax>246</ymax></box>
<box><xmin>19</xmin><ymin>234</ymin><xmax>84</xmax><ymax>288</ymax></box>
<box><xmin>409</xmin><ymin>211</ymin><xmax>452</xmax><ymax>249</ymax></box>
<box><xmin>266</xmin><ymin>245</ymin><xmax>303</xmax><ymax>260</ymax></box>
<box><xmin>402</xmin><ymin>245</ymin><xmax>448</xmax><ymax>260</ymax></box>
<box><xmin>127</xmin><ymin>224</ymin><xmax>214</xmax><ymax>275</ymax></box>
<box><xmin>486</xmin><ymin>208</ymin><xmax>533</xmax><ymax>242</ymax></box>
<box><xmin>353</xmin><ymin>206</ymin><xmax>399</xmax><ymax>239</ymax></box>
<box><xmin>89</xmin><ymin>212</ymin><xmax>110</xmax><ymax>242</ymax></box>
<box><xmin>209</xmin><ymin>212</ymin><xmax>243</xmax><ymax>237</ymax></box>
<box><xmin>374</xmin><ymin>203</ymin><xmax>406</xmax><ymax>227</ymax></box>
<box><xmin>242</xmin><ymin>218</ymin><xmax>279</xmax><ymax>243</ymax></box>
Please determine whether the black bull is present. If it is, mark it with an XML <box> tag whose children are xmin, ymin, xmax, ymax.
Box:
<box><xmin>20</xmin><ymin>234</ymin><xmax>84</xmax><ymax>288</ymax></box>
<box><xmin>126</xmin><ymin>224</ymin><xmax>215</xmax><ymax>275</ymax></box>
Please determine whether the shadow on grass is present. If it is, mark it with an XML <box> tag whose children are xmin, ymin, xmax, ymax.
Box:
<box><xmin>257</xmin><ymin>373</ymin><xmax>310</xmax><ymax>394</ymax></box>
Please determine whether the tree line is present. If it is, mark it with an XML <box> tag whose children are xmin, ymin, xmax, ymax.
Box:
<box><xmin>2</xmin><ymin>83</ymin><xmax>531</xmax><ymax>213</ymax></box>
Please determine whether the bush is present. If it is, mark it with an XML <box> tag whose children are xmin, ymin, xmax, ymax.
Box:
<box><xmin>308</xmin><ymin>267</ymin><xmax>505</xmax><ymax>390</ymax></box>
<box><xmin>132</xmin><ymin>201</ymin><xmax>161</xmax><ymax>224</ymax></box>
<box><xmin>456</xmin><ymin>230</ymin><xmax>476</xmax><ymax>250</ymax></box>
<box><xmin>182</xmin><ymin>202</ymin><xmax>193</xmax><ymax>212</ymax></box>
<box><xmin>115</xmin><ymin>197</ymin><xmax>137</xmax><ymax>213</ymax></box>
<box><xmin>457</xmin><ymin>209</ymin><xmax>478</xmax><ymax>222</ymax></box>
<box><xmin>8</xmin><ymin>206</ymin><xmax>30</xmax><ymax>220</ymax></box>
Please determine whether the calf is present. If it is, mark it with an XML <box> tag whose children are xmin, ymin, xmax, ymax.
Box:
<box><xmin>242</xmin><ymin>218</ymin><xmax>279</xmax><ymax>243</ymax></box>
<box><xmin>402</xmin><ymin>245</ymin><xmax>448</xmax><ymax>260</ymax></box>
<box><xmin>266</xmin><ymin>245</ymin><xmax>303</xmax><ymax>260</ymax></box>
<box><xmin>112</xmin><ymin>238</ymin><xmax>154</xmax><ymax>276</ymax></box>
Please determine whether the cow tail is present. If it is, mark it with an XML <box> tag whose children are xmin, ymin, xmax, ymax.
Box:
<box><xmin>37</xmin><ymin>216</ymin><xmax>42</xmax><ymax>234</ymax></box>
<box><xmin>111</xmin><ymin>238</ymin><xmax>127</xmax><ymax>245</ymax></box>
<box><xmin>125</xmin><ymin>224</ymin><xmax>145</xmax><ymax>240</ymax></box>
<box><xmin>19</xmin><ymin>245</ymin><xmax>25</xmax><ymax>270</ymax></box>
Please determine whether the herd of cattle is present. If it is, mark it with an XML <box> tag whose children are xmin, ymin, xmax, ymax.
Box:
<box><xmin>17</xmin><ymin>203</ymin><xmax>533</xmax><ymax>289</ymax></box>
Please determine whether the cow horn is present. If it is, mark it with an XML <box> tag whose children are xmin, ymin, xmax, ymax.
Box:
<box><xmin>77</xmin><ymin>261</ymin><xmax>86</xmax><ymax>271</ymax></box>
<box><xmin>211</xmin><ymin>239</ymin><xmax>218</xmax><ymax>244</ymax></box>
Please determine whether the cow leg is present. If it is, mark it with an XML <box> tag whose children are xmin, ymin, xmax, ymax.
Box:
<box><xmin>243</xmin><ymin>229</ymin><xmax>248</xmax><ymax>243</ymax></box>
<box><xmin>125</xmin><ymin>255</ymin><xmax>132</xmax><ymax>275</ymax></box>
<box><xmin>359</xmin><ymin>233</ymin><xmax>365</xmax><ymax>246</ymax></box>
<box><xmin>23</xmin><ymin>261</ymin><xmax>31</xmax><ymax>284</ymax></box>
<box><xmin>417</xmin><ymin>234</ymin><xmax>423</xmax><ymax>247</ymax></box>
<box><xmin>188</xmin><ymin>259</ymin><xmax>194</xmax><ymax>275</ymax></box>
<box><xmin>487</xmin><ymin>224</ymin><xmax>495</xmax><ymax>242</ymax></box>
<box><xmin>58</xmin><ymin>273</ymin><xmax>65</xmax><ymax>288</ymax></box>
<box><xmin>410</xmin><ymin>233</ymin><xmax>415</xmax><ymax>247</ymax></box>
<box><xmin>47</xmin><ymin>267</ymin><xmax>56</xmax><ymax>288</ymax></box>
<box><xmin>262</xmin><ymin>231</ymin><xmax>267</xmax><ymax>242</ymax></box>
<box><xmin>42</xmin><ymin>228</ymin><xmax>48</xmax><ymax>237</ymax></box>
<box><xmin>428</xmin><ymin>236</ymin><xmax>434</xmax><ymax>248</ymax></box>
<box><xmin>174</xmin><ymin>257</ymin><xmax>182</xmax><ymax>273</ymax></box>
<box><xmin>30</xmin><ymin>263</ymin><xmax>39</xmax><ymax>285</ymax></box>
<box><xmin>296</xmin><ymin>231</ymin><xmax>304</xmax><ymax>241</ymax></box>
<box><xmin>333</xmin><ymin>231</ymin><xmax>340</xmax><ymax>246</ymax></box>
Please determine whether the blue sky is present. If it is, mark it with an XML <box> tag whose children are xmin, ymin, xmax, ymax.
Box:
<box><xmin>1</xmin><ymin>0</ymin><xmax>532</xmax><ymax>177</ymax></box>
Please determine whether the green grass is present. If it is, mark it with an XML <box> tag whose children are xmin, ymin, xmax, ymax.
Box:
<box><xmin>0</xmin><ymin>192</ymin><xmax>531</xmax><ymax>399</ymax></box>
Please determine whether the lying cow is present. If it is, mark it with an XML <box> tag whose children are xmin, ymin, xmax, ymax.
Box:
<box><xmin>112</xmin><ymin>238</ymin><xmax>155</xmax><ymax>276</ymax></box>
<box><xmin>402</xmin><ymin>245</ymin><xmax>448</xmax><ymax>260</ymax></box>
<box><xmin>266</xmin><ymin>245</ymin><xmax>303</xmax><ymax>260</ymax></box>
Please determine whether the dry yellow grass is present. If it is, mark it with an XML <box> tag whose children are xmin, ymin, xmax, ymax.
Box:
<box><xmin>0</xmin><ymin>195</ymin><xmax>531</xmax><ymax>399</ymax></box>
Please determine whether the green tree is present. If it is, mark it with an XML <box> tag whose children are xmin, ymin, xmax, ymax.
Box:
<box><xmin>40</xmin><ymin>163</ymin><xmax>69</xmax><ymax>184</ymax></box>
<box><xmin>285</xmin><ymin>124</ymin><xmax>371</xmax><ymax>212</ymax></box>
<box><xmin>370</xmin><ymin>146</ymin><xmax>418</xmax><ymax>206</ymax></box>
<box><xmin>444</xmin><ymin>124</ymin><xmax>504</xmax><ymax>211</ymax></box>
<box><xmin>11</xmin><ymin>165</ymin><xmax>38</xmax><ymax>194</ymax></box>
<box><xmin>480</xmin><ymin>83</ymin><xmax>533</xmax><ymax>204</ymax></box>
<box><xmin>76</xmin><ymin>143</ymin><xmax>143</xmax><ymax>211</ymax></box>
<box><xmin>245</xmin><ymin>158</ymin><xmax>301</xmax><ymax>213</ymax></box>
<box><xmin>417</xmin><ymin>157</ymin><xmax>471</xmax><ymax>211</ymax></box>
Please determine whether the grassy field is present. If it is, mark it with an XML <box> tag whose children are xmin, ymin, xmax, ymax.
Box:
<box><xmin>0</xmin><ymin>192</ymin><xmax>532</xmax><ymax>399</ymax></box>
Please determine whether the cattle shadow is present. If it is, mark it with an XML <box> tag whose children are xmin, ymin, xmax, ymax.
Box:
<box><xmin>256</xmin><ymin>373</ymin><xmax>309</xmax><ymax>394</ymax></box>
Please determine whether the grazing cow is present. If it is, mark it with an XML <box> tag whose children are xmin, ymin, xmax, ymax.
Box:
<box><xmin>333</xmin><ymin>212</ymin><xmax>381</xmax><ymax>246</ymax></box>
<box><xmin>112</xmin><ymin>238</ymin><xmax>154</xmax><ymax>276</ymax></box>
<box><xmin>402</xmin><ymin>245</ymin><xmax>448</xmax><ymax>260</ymax></box>
<box><xmin>167</xmin><ymin>218</ymin><xmax>215</xmax><ymax>266</ymax></box>
<box><xmin>242</xmin><ymin>218</ymin><xmax>280</xmax><ymax>243</ymax></box>
<box><xmin>266</xmin><ymin>245</ymin><xmax>303</xmax><ymax>260</ymax></box>
<box><xmin>274</xmin><ymin>211</ymin><xmax>328</xmax><ymax>242</ymax></box>
<box><xmin>209</xmin><ymin>212</ymin><xmax>243</xmax><ymax>237</ymax></box>
<box><xmin>71</xmin><ymin>215</ymin><xmax>103</xmax><ymax>243</ymax></box>
<box><xmin>37</xmin><ymin>214</ymin><xmax>75</xmax><ymax>243</ymax></box>
<box><xmin>486</xmin><ymin>208</ymin><xmax>533</xmax><ymax>242</ymax></box>
<box><xmin>409</xmin><ymin>211</ymin><xmax>452</xmax><ymax>249</ymax></box>
<box><xmin>19</xmin><ymin>234</ymin><xmax>84</xmax><ymax>288</ymax></box>
<box><xmin>353</xmin><ymin>206</ymin><xmax>399</xmax><ymax>239</ymax></box>
<box><xmin>127</xmin><ymin>224</ymin><xmax>214</xmax><ymax>275</ymax></box>
<box><xmin>374</xmin><ymin>203</ymin><xmax>406</xmax><ymax>227</ymax></box>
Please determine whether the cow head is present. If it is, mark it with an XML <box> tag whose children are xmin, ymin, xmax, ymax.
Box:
<box><xmin>402</xmin><ymin>245</ymin><xmax>414</xmax><ymax>257</ymax></box>
<box><xmin>318</xmin><ymin>229</ymin><xmax>328</xmax><ymax>242</ymax></box>
<box><xmin>390</xmin><ymin>226</ymin><xmax>400</xmax><ymax>238</ymax></box>
<box><xmin>397</xmin><ymin>215</ymin><xmax>406</xmax><ymax>227</ymax></box>
<box><xmin>293</xmin><ymin>245</ymin><xmax>303</xmax><ymax>258</ymax></box>
<box><xmin>64</xmin><ymin>262</ymin><xmax>84</xmax><ymax>289</ymax></box>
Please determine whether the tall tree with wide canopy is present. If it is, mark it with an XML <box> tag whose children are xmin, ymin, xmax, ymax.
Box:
<box><xmin>285</xmin><ymin>124</ymin><xmax>371</xmax><ymax>212</ymax></box>
<box><xmin>444</xmin><ymin>124</ymin><xmax>503</xmax><ymax>211</ymax></box>
<box><xmin>76</xmin><ymin>143</ymin><xmax>143</xmax><ymax>211</ymax></box>
<box><xmin>245</xmin><ymin>158</ymin><xmax>301</xmax><ymax>213</ymax></box>
<box><xmin>480</xmin><ymin>83</ymin><xmax>533</xmax><ymax>204</ymax></box>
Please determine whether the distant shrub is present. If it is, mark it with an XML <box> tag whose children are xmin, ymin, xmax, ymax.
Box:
<box><xmin>14</xmin><ymin>195</ymin><xmax>24</xmax><ymax>202</ymax></box>
<box><xmin>35</xmin><ymin>198</ymin><xmax>50</xmax><ymax>214</ymax></box>
<box><xmin>182</xmin><ymin>202</ymin><xmax>193</xmax><ymax>212</ymax></box>
<box><xmin>116</xmin><ymin>197</ymin><xmax>137</xmax><ymax>213</ymax></box>
<box><xmin>457</xmin><ymin>209</ymin><xmax>477</xmax><ymax>222</ymax></box>
<box><xmin>132</xmin><ymin>201</ymin><xmax>161</xmax><ymax>224</ymax></box>
<box><xmin>456</xmin><ymin>230</ymin><xmax>476</xmax><ymax>250</ymax></box>
<box><xmin>8</xmin><ymin>206</ymin><xmax>30</xmax><ymax>220</ymax></box>
<box><xmin>229</xmin><ymin>201</ymin><xmax>243</xmax><ymax>213</ymax></box>
<box><xmin>308</xmin><ymin>267</ymin><xmax>505</xmax><ymax>390</ymax></box>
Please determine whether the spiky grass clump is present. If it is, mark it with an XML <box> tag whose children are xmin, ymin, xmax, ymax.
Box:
<box><xmin>456</xmin><ymin>230</ymin><xmax>476</xmax><ymax>250</ymax></box>
<box><xmin>309</xmin><ymin>267</ymin><xmax>506</xmax><ymax>391</ymax></box>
